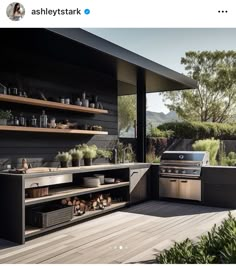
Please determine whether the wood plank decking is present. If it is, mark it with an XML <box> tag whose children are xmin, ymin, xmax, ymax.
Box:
<box><xmin>0</xmin><ymin>201</ymin><xmax>234</xmax><ymax>264</ymax></box>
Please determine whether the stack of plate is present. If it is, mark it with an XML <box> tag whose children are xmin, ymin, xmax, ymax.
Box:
<box><xmin>83</xmin><ymin>177</ymin><xmax>100</xmax><ymax>188</ymax></box>
<box><xmin>94</xmin><ymin>174</ymin><xmax>105</xmax><ymax>184</ymax></box>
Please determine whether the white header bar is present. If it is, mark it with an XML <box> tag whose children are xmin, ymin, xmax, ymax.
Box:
<box><xmin>0</xmin><ymin>0</ymin><xmax>235</xmax><ymax>28</ymax></box>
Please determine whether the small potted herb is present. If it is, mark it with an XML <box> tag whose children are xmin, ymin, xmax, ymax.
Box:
<box><xmin>76</xmin><ymin>144</ymin><xmax>97</xmax><ymax>166</ymax></box>
<box><xmin>69</xmin><ymin>149</ymin><xmax>83</xmax><ymax>167</ymax></box>
<box><xmin>97</xmin><ymin>148</ymin><xmax>112</xmax><ymax>160</ymax></box>
<box><xmin>56</xmin><ymin>152</ymin><xmax>72</xmax><ymax>168</ymax></box>
<box><xmin>83</xmin><ymin>147</ymin><xmax>97</xmax><ymax>166</ymax></box>
<box><xmin>0</xmin><ymin>110</ymin><xmax>12</xmax><ymax>125</ymax></box>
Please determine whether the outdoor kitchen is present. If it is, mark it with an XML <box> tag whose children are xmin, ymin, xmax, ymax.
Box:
<box><xmin>0</xmin><ymin>28</ymin><xmax>236</xmax><ymax>255</ymax></box>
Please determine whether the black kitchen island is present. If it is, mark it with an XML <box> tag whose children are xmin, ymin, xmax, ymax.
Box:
<box><xmin>0</xmin><ymin>163</ymin><xmax>150</xmax><ymax>244</ymax></box>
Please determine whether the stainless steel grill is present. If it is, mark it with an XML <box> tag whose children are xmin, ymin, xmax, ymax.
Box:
<box><xmin>159</xmin><ymin>151</ymin><xmax>209</xmax><ymax>201</ymax></box>
<box><xmin>160</xmin><ymin>151</ymin><xmax>209</xmax><ymax>179</ymax></box>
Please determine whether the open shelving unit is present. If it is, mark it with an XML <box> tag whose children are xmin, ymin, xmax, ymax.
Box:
<box><xmin>0</xmin><ymin>125</ymin><xmax>108</xmax><ymax>135</ymax></box>
<box><xmin>0</xmin><ymin>94</ymin><xmax>108</xmax><ymax>114</ymax></box>
<box><xmin>25</xmin><ymin>201</ymin><xmax>128</xmax><ymax>238</ymax></box>
<box><xmin>24</xmin><ymin>167</ymin><xmax>131</xmax><ymax>241</ymax></box>
<box><xmin>0</xmin><ymin>163</ymin><xmax>150</xmax><ymax>244</ymax></box>
<box><xmin>25</xmin><ymin>182</ymin><xmax>130</xmax><ymax>206</ymax></box>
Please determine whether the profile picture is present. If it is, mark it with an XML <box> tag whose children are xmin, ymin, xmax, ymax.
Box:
<box><xmin>6</xmin><ymin>2</ymin><xmax>25</xmax><ymax>21</ymax></box>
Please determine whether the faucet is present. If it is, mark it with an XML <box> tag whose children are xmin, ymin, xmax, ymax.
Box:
<box><xmin>122</xmin><ymin>144</ymin><xmax>133</xmax><ymax>163</ymax></box>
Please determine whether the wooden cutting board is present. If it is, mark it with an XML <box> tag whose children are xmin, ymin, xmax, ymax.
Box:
<box><xmin>25</xmin><ymin>167</ymin><xmax>60</xmax><ymax>173</ymax></box>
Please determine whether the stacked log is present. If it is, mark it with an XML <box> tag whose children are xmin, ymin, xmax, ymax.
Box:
<box><xmin>61</xmin><ymin>194</ymin><xmax>112</xmax><ymax>216</ymax></box>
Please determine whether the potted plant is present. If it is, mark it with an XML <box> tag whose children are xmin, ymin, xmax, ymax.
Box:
<box><xmin>83</xmin><ymin>147</ymin><xmax>97</xmax><ymax>166</ymax></box>
<box><xmin>76</xmin><ymin>144</ymin><xmax>97</xmax><ymax>166</ymax></box>
<box><xmin>56</xmin><ymin>152</ymin><xmax>72</xmax><ymax>168</ymax></box>
<box><xmin>69</xmin><ymin>149</ymin><xmax>83</xmax><ymax>167</ymax></box>
<box><xmin>97</xmin><ymin>148</ymin><xmax>112</xmax><ymax>161</ymax></box>
<box><xmin>0</xmin><ymin>110</ymin><xmax>12</xmax><ymax>125</ymax></box>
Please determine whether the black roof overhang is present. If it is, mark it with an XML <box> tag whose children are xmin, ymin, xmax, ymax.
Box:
<box><xmin>47</xmin><ymin>28</ymin><xmax>198</xmax><ymax>95</ymax></box>
<box><xmin>0</xmin><ymin>28</ymin><xmax>198</xmax><ymax>95</ymax></box>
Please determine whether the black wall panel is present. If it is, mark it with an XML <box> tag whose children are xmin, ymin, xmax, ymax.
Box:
<box><xmin>0</xmin><ymin>30</ymin><xmax>118</xmax><ymax>169</ymax></box>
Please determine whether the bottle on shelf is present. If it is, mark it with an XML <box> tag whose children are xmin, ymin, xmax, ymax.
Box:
<box><xmin>7</xmin><ymin>110</ymin><xmax>14</xmax><ymax>126</ymax></box>
<box><xmin>111</xmin><ymin>146</ymin><xmax>118</xmax><ymax>164</ymax></box>
<box><xmin>31</xmin><ymin>115</ymin><xmax>37</xmax><ymax>127</ymax></box>
<box><xmin>19</xmin><ymin>113</ymin><xmax>26</xmax><ymax>127</ymax></box>
<box><xmin>60</xmin><ymin>97</ymin><xmax>65</xmax><ymax>104</ymax></box>
<box><xmin>0</xmin><ymin>82</ymin><xmax>7</xmax><ymax>95</ymax></box>
<box><xmin>14</xmin><ymin>116</ymin><xmax>19</xmax><ymax>126</ymax></box>
<box><xmin>11</xmin><ymin>87</ymin><xmax>18</xmax><ymax>96</ymax></box>
<box><xmin>40</xmin><ymin>110</ymin><xmax>48</xmax><ymax>128</ymax></box>
<box><xmin>65</xmin><ymin>98</ymin><xmax>70</xmax><ymax>104</ymax></box>
<box><xmin>82</xmin><ymin>91</ymin><xmax>89</xmax><ymax>107</ymax></box>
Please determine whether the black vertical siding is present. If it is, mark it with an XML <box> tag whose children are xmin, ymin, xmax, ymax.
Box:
<box><xmin>0</xmin><ymin>32</ymin><xmax>118</xmax><ymax>169</ymax></box>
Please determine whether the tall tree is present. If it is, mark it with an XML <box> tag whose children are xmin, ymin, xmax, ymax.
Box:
<box><xmin>118</xmin><ymin>95</ymin><xmax>136</xmax><ymax>134</ymax></box>
<box><xmin>163</xmin><ymin>51</ymin><xmax>236</xmax><ymax>122</ymax></box>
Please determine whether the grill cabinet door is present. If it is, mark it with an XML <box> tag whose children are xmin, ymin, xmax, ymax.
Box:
<box><xmin>159</xmin><ymin>178</ymin><xmax>178</xmax><ymax>198</ymax></box>
<box><xmin>178</xmin><ymin>179</ymin><xmax>201</xmax><ymax>201</ymax></box>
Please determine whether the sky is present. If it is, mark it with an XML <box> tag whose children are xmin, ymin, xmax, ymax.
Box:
<box><xmin>85</xmin><ymin>28</ymin><xmax>236</xmax><ymax>113</ymax></box>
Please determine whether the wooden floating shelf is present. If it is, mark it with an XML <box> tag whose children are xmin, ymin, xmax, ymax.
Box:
<box><xmin>0</xmin><ymin>125</ymin><xmax>108</xmax><ymax>135</ymax></box>
<box><xmin>0</xmin><ymin>94</ymin><xmax>108</xmax><ymax>114</ymax></box>
<box><xmin>25</xmin><ymin>201</ymin><xmax>128</xmax><ymax>238</ymax></box>
<box><xmin>25</xmin><ymin>182</ymin><xmax>130</xmax><ymax>206</ymax></box>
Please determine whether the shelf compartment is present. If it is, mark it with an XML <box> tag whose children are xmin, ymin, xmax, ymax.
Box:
<box><xmin>0</xmin><ymin>94</ymin><xmax>108</xmax><ymax>114</ymax></box>
<box><xmin>0</xmin><ymin>125</ymin><xmax>108</xmax><ymax>135</ymax></box>
<box><xmin>25</xmin><ymin>201</ymin><xmax>128</xmax><ymax>238</ymax></box>
<box><xmin>25</xmin><ymin>182</ymin><xmax>130</xmax><ymax>206</ymax></box>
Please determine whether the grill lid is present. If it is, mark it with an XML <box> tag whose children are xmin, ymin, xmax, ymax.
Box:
<box><xmin>160</xmin><ymin>151</ymin><xmax>209</xmax><ymax>166</ymax></box>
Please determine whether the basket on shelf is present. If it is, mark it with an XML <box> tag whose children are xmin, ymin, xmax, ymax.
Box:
<box><xmin>26</xmin><ymin>204</ymin><xmax>73</xmax><ymax>228</ymax></box>
<box><xmin>26</xmin><ymin>186</ymin><xmax>49</xmax><ymax>198</ymax></box>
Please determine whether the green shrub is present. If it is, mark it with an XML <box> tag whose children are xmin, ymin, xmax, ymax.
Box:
<box><xmin>192</xmin><ymin>138</ymin><xmax>220</xmax><ymax>165</ymax></box>
<box><xmin>220</xmin><ymin>151</ymin><xmax>236</xmax><ymax>166</ymax></box>
<box><xmin>158</xmin><ymin>122</ymin><xmax>236</xmax><ymax>140</ymax></box>
<box><xmin>156</xmin><ymin>213</ymin><xmax>236</xmax><ymax>264</ymax></box>
<box><xmin>153</xmin><ymin>156</ymin><xmax>161</xmax><ymax>163</ymax></box>
<box><xmin>148</xmin><ymin>125</ymin><xmax>174</xmax><ymax>138</ymax></box>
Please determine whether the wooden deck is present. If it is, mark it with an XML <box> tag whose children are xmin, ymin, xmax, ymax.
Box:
<box><xmin>0</xmin><ymin>201</ymin><xmax>234</xmax><ymax>264</ymax></box>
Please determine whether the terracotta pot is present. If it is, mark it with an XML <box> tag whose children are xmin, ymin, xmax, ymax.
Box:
<box><xmin>72</xmin><ymin>159</ymin><xmax>80</xmax><ymax>167</ymax></box>
<box><xmin>84</xmin><ymin>158</ymin><xmax>92</xmax><ymax>166</ymax></box>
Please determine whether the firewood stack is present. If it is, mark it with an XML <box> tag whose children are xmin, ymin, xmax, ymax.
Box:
<box><xmin>61</xmin><ymin>194</ymin><xmax>112</xmax><ymax>216</ymax></box>
<box><xmin>88</xmin><ymin>194</ymin><xmax>112</xmax><ymax>211</ymax></box>
<box><xmin>61</xmin><ymin>197</ymin><xmax>87</xmax><ymax>216</ymax></box>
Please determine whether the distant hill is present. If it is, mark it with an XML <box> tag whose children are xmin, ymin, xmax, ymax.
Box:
<box><xmin>120</xmin><ymin>111</ymin><xmax>180</xmax><ymax>137</ymax></box>
<box><xmin>146</xmin><ymin>110</ymin><xmax>180</xmax><ymax>128</ymax></box>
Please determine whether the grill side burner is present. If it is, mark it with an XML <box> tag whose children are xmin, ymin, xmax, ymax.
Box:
<box><xmin>159</xmin><ymin>151</ymin><xmax>209</xmax><ymax>201</ymax></box>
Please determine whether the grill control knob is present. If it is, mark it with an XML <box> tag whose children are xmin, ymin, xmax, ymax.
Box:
<box><xmin>168</xmin><ymin>169</ymin><xmax>172</xmax><ymax>173</ymax></box>
<box><xmin>175</xmin><ymin>170</ymin><xmax>179</xmax><ymax>174</ymax></box>
<box><xmin>182</xmin><ymin>170</ymin><xmax>186</xmax><ymax>174</ymax></box>
<box><xmin>161</xmin><ymin>169</ymin><xmax>166</xmax><ymax>173</ymax></box>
